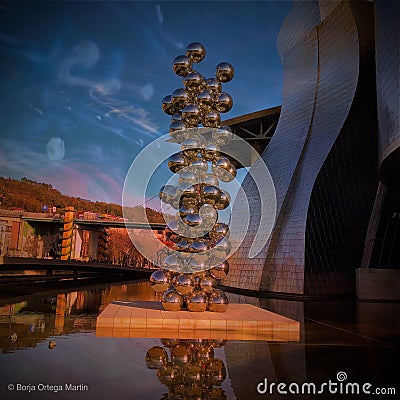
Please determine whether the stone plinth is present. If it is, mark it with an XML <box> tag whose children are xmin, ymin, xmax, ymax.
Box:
<box><xmin>96</xmin><ymin>300</ymin><xmax>300</xmax><ymax>342</ymax></box>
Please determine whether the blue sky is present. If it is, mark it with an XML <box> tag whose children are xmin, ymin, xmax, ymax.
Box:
<box><xmin>0</xmin><ymin>1</ymin><xmax>292</xmax><ymax>206</ymax></box>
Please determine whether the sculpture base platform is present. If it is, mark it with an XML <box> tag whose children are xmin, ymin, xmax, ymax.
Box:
<box><xmin>96</xmin><ymin>301</ymin><xmax>300</xmax><ymax>342</ymax></box>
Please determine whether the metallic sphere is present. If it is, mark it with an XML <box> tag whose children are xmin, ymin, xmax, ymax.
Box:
<box><xmin>189</xmin><ymin>158</ymin><xmax>208</xmax><ymax>174</ymax></box>
<box><xmin>206</xmin><ymin>359</ymin><xmax>227</xmax><ymax>384</ymax></box>
<box><xmin>201</xmin><ymin>142</ymin><xmax>220</xmax><ymax>162</ymax></box>
<box><xmin>188</xmin><ymin>258</ymin><xmax>209</xmax><ymax>273</ymax></box>
<box><xmin>180</xmin><ymin>185</ymin><xmax>198</xmax><ymax>203</ymax></box>
<box><xmin>172</xmin><ymin>55</ymin><xmax>193</xmax><ymax>77</ymax></box>
<box><xmin>150</xmin><ymin>269</ymin><xmax>171</xmax><ymax>292</ymax></box>
<box><xmin>181</xmin><ymin>137</ymin><xmax>202</xmax><ymax>160</ymax></box>
<box><xmin>171</xmin><ymin>88</ymin><xmax>190</xmax><ymax>109</ymax></box>
<box><xmin>162</xmin><ymin>289</ymin><xmax>184</xmax><ymax>311</ymax></box>
<box><xmin>182</xmin><ymin>213</ymin><xmax>202</xmax><ymax>227</ymax></box>
<box><xmin>199</xmin><ymin>204</ymin><xmax>218</xmax><ymax>226</ymax></box>
<box><xmin>212</xmin><ymin>237</ymin><xmax>232</xmax><ymax>258</ymax></box>
<box><xmin>212</xmin><ymin>156</ymin><xmax>237</xmax><ymax>182</ymax></box>
<box><xmin>169</xmin><ymin>120</ymin><xmax>185</xmax><ymax>136</ymax></box>
<box><xmin>206</xmin><ymin>77</ymin><xmax>222</xmax><ymax>96</ymax></box>
<box><xmin>171</xmin><ymin>112</ymin><xmax>182</xmax><ymax>123</ymax></box>
<box><xmin>176</xmin><ymin>238</ymin><xmax>191</xmax><ymax>252</ymax></box>
<box><xmin>145</xmin><ymin>346</ymin><xmax>168</xmax><ymax>369</ymax></box>
<box><xmin>182</xmin><ymin>104</ymin><xmax>201</xmax><ymax>127</ymax></box>
<box><xmin>215</xmin><ymin>62</ymin><xmax>234</xmax><ymax>83</ymax></box>
<box><xmin>202</xmin><ymin>111</ymin><xmax>221</xmax><ymax>128</ymax></box>
<box><xmin>186</xmin><ymin>42</ymin><xmax>206</xmax><ymax>63</ymax></box>
<box><xmin>212</xmin><ymin>125</ymin><xmax>233</xmax><ymax>146</ymax></box>
<box><xmin>162</xmin><ymin>95</ymin><xmax>176</xmax><ymax>115</ymax></box>
<box><xmin>189</xmin><ymin>238</ymin><xmax>210</xmax><ymax>253</ymax></box>
<box><xmin>173</xmin><ymin>273</ymin><xmax>195</xmax><ymax>296</ymax></box>
<box><xmin>210</xmin><ymin>261</ymin><xmax>230</xmax><ymax>280</ymax></box>
<box><xmin>171</xmin><ymin>344</ymin><xmax>191</xmax><ymax>367</ymax></box>
<box><xmin>207</xmin><ymin>289</ymin><xmax>229</xmax><ymax>312</ymax></box>
<box><xmin>184</xmin><ymin>71</ymin><xmax>206</xmax><ymax>94</ymax></box>
<box><xmin>215</xmin><ymin>190</ymin><xmax>230</xmax><ymax>210</ymax></box>
<box><xmin>196</xmin><ymin>89</ymin><xmax>214</xmax><ymax>114</ymax></box>
<box><xmin>186</xmin><ymin>290</ymin><xmax>208</xmax><ymax>312</ymax></box>
<box><xmin>200</xmin><ymin>173</ymin><xmax>219</xmax><ymax>187</ymax></box>
<box><xmin>157</xmin><ymin>362</ymin><xmax>181</xmax><ymax>386</ymax></box>
<box><xmin>210</xmin><ymin>223</ymin><xmax>229</xmax><ymax>240</ymax></box>
<box><xmin>162</xmin><ymin>254</ymin><xmax>182</xmax><ymax>272</ymax></box>
<box><xmin>168</xmin><ymin>152</ymin><xmax>189</xmax><ymax>173</ymax></box>
<box><xmin>215</xmin><ymin>92</ymin><xmax>233</xmax><ymax>113</ymax></box>
<box><xmin>199</xmin><ymin>275</ymin><xmax>217</xmax><ymax>294</ymax></box>
<box><xmin>179</xmin><ymin>204</ymin><xmax>198</xmax><ymax>219</ymax></box>
<box><xmin>178</xmin><ymin>170</ymin><xmax>197</xmax><ymax>184</ymax></box>
<box><xmin>202</xmin><ymin>185</ymin><xmax>222</xmax><ymax>206</ymax></box>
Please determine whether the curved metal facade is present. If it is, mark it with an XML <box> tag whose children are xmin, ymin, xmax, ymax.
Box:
<box><xmin>225</xmin><ymin>0</ymin><xmax>380</xmax><ymax>295</ymax></box>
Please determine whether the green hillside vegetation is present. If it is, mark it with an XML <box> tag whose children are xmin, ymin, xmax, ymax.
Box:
<box><xmin>0</xmin><ymin>177</ymin><xmax>165</xmax><ymax>223</ymax></box>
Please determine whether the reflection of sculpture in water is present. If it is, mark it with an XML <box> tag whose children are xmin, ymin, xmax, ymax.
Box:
<box><xmin>151</xmin><ymin>42</ymin><xmax>236</xmax><ymax>313</ymax></box>
<box><xmin>146</xmin><ymin>338</ymin><xmax>227</xmax><ymax>400</ymax></box>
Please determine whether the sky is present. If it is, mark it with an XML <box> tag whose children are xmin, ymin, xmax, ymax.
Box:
<box><xmin>0</xmin><ymin>1</ymin><xmax>292</xmax><ymax>207</ymax></box>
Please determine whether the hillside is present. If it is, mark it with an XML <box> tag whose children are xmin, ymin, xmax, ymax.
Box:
<box><xmin>0</xmin><ymin>176</ymin><xmax>165</xmax><ymax>223</ymax></box>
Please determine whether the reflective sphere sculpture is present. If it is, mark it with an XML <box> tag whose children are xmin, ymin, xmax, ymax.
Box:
<box><xmin>199</xmin><ymin>204</ymin><xmax>218</xmax><ymax>226</ymax></box>
<box><xmin>201</xmin><ymin>142</ymin><xmax>220</xmax><ymax>162</ymax></box>
<box><xmin>181</xmin><ymin>137</ymin><xmax>202</xmax><ymax>160</ymax></box>
<box><xmin>169</xmin><ymin>120</ymin><xmax>185</xmax><ymax>136</ymax></box>
<box><xmin>215</xmin><ymin>92</ymin><xmax>233</xmax><ymax>113</ymax></box>
<box><xmin>210</xmin><ymin>223</ymin><xmax>229</xmax><ymax>240</ymax></box>
<box><xmin>215</xmin><ymin>190</ymin><xmax>230</xmax><ymax>210</ymax></box>
<box><xmin>202</xmin><ymin>111</ymin><xmax>221</xmax><ymax>128</ymax></box>
<box><xmin>202</xmin><ymin>185</ymin><xmax>222</xmax><ymax>206</ymax></box>
<box><xmin>186</xmin><ymin>42</ymin><xmax>206</xmax><ymax>63</ymax></box>
<box><xmin>212</xmin><ymin>237</ymin><xmax>232</xmax><ymax>258</ymax></box>
<box><xmin>189</xmin><ymin>238</ymin><xmax>210</xmax><ymax>253</ymax></box>
<box><xmin>171</xmin><ymin>344</ymin><xmax>191</xmax><ymax>367</ymax></box>
<box><xmin>199</xmin><ymin>275</ymin><xmax>217</xmax><ymax>294</ymax></box>
<box><xmin>189</xmin><ymin>158</ymin><xmax>208</xmax><ymax>174</ymax></box>
<box><xmin>162</xmin><ymin>254</ymin><xmax>182</xmax><ymax>272</ymax></box>
<box><xmin>171</xmin><ymin>88</ymin><xmax>190</xmax><ymax>109</ymax></box>
<box><xmin>172</xmin><ymin>55</ymin><xmax>192</xmax><ymax>77</ymax></box>
<box><xmin>215</xmin><ymin>62</ymin><xmax>234</xmax><ymax>83</ymax></box>
<box><xmin>206</xmin><ymin>77</ymin><xmax>222</xmax><ymax>96</ymax></box>
<box><xmin>161</xmin><ymin>289</ymin><xmax>184</xmax><ymax>311</ymax></box>
<box><xmin>146</xmin><ymin>346</ymin><xmax>168</xmax><ymax>369</ymax></box>
<box><xmin>210</xmin><ymin>260</ymin><xmax>230</xmax><ymax>280</ymax></box>
<box><xmin>184</xmin><ymin>72</ymin><xmax>206</xmax><ymax>94</ymax></box>
<box><xmin>212</xmin><ymin>157</ymin><xmax>236</xmax><ymax>182</ymax></box>
<box><xmin>207</xmin><ymin>289</ymin><xmax>229</xmax><ymax>312</ymax></box>
<box><xmin>150</xmin><ymin>269</ymin><xmax>171</xmax><ymax>292</ymax></box>
<box><xmin>173</xmin><ymin>273</ymin><xmax>195</xmax><ymax>296</ymax></box>
<box><xmin>196</xmin><ymin>89</ymin><xmax>214</xmax><ymax>114</ymax></box>
<box><xmin>162</xmin><ymin>95</ymin><xmax>176</xmax><ymax>115</ymax></box>
<box><xmin>186</xmin><ymin>290</ymin><xmax>208</xmax><ymax>312</ymax></box>
<box><xmin>200</xmin><ymin>173</ymin><xmax>219</xmax><ymax>187</ymax></box>
<box><xmin>168</xmin><ymin>152</ymin><xmax>189</xmax><ymax>173</ymax></box>
<box><xmin>182</xmin><ymin>104</ymin><xmax>201</xmax><ymax>127</ymax></box>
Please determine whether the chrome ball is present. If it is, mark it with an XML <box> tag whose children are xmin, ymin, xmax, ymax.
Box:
<box><xmin>162</xmin><ymin>95</ymin><xmax>176</xmax><ymax>115</ymax></box>
<box><xmin>145</xmin><ymin>346</ymin><xmax>168</xmax><ymax>369</ymax></box>
<box><xmin>206</xmin><ymin>77</ymin><xmax>222</xmax><ymax>96</ymax></box>
<box><xmin>184</xmin><ymin>71</ymin><xmax>206</xmax><ymax>94</ymax></box>
<box><xmin>189</xmin><ymin>158</ymin><xmax>208</xmax><ymax>174</ymax></box>
<box><xmin>169</xmin><ymin>120</ymin><xmax>185</xmax><ymax>136</ymax></box>
<box><xmin>162</xmin><ymin>289</ymin><xmax>184</xmax><ymax>311</ymax></box>
<box><xmin>187</xmin><ymin>258</ymin><xmax>209</xmax><ymax>273</ymax></box>
<box><xmin>171</xmin><ymin>344</ymin><xmax>191</xmax><ymax>367</ymax></box>
<box><xmin>196</xmin><ymin>89</ymin><xmax>214</xmax><ymax>114</ymax></box>
<box><xmin>162</xmin><ymin>254</ymin><xmax>182</xmax><ymax>272</ymax></box>
<box><xmin>171</xmin><ymin>112</ymin><xmax>183</xmax><ymax>123</ymax></box>
<box><xmin>210</xmin><ymin>261</ymin><xmax>230</xmax><ymax>280</ymax></box>
<box><xmin>181</xmin><ymin>137</ymin><xmax>202</xmax><ymax>160</ymax></box>
<box><xmin>179</xmin><ymin>204</ymin><xmax>198</xmax><ymax>219</ymax></box>
<box><xmin>199</xmin><ymin>275</ymin><xmax>217</xmax><ymax>294</ymax></box>
<box><xmin>215</xmin><ymin>92</ymin><xmax>233</xmax><ymax>113</ymax></box>
<box><xmin>182</xmin><ymin>104</ymin><xmax>201</xmax><ymax>127</ymax></box>
<box><xmin>201</xmin><ymin>142</ymin><xmax>220</xmax><ymax>162</ymax></box>
<box><xmin>210</xmin><ymin>223</ymin><xmax>229</xmax><ymax>241</ymax></box>
<box><xmin>187</xmin><ymin>290</ymin><xmax>208</xmax><ymax>312</ymax></box>
<box><xmin>200</xmin><ymin>173</ymin><xmax>219</xmax><ymax>187</ymax></box>
<box><xmin>215</xmin><ymin>62</ymin><xmax>234</xmax><ymax>83</ymax></box>
<box><xmin>202</xmin><ymin>185</ymin><xmax>222</xmax><ymax>206</ymax></box>
<box><xmin>173</xmin><ymin>274</ymin><xmax>195</xmax><ymax>296</ymax></box>
<box><xmin>171</xmin><ymin>88</ymin><xmax>190</xmax><ymax>109</ymax></box>
<box><xmin>189</xmin><ymin>239</ymin><xmax>210</xmax><ymax>253</ymax></box>
<box><xmin>168</xmin><ymin>152</ymin><xmax>189</xmax><ymax>173</ymax></box>
<box><xmin>172</xmin><ymin>55</ymin><xmax>193</xmax><ymax>77</ymax></box>
<box><xmin>150</xmin><ymin>269</ymin><xmax>171</xmax><ymax>292</ymax></box>
<box><xmin>199</xmin><ymin>204</ymin><xmax>218</xmax><ymax>226</ymax></box>
<box><xmin>182</xmin><ymin>213</ymin><xmax>202</xmax><ymax>227</ymax></box>
<box><xmin>212</xmin><ymin>237</ymin><xmax>232</xmax><ymax>257</ymax></box>
<box><xmin>178</xmin><ymin>170</ymin><xmax>197</xmax><ymax>184</ymax></box>
<box><xmin>202</xmin><ymin>111</ymin><xmax>221</xmax><ymax>128</ymax></box>
<box><xmin>212</xmin><ymin>125</ymin><xmax>233</xmax><ymax>146</ymax></box>
<box><xmin>176</xmin><ymin>238</ymin><xmax>191</xmax><ymax>252</ymax></box>
<box><xmin>212</xmin><ymin>156</ymin><xmax>236</xmax><ymax>182</ymax></box>
<box><xmin>215</xmin><ymin>190</ymin><xmax>230</xmax><ymax>210</ymax></box>
<box><xmin>186</xmin><ymin>42</ymin><xmax>206</xmax><ymax>63</ymax></box>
